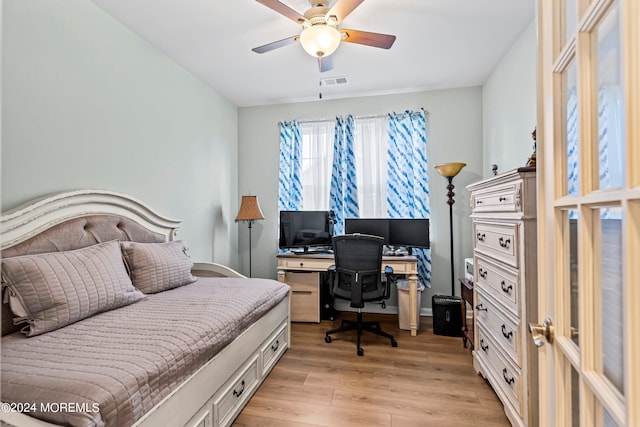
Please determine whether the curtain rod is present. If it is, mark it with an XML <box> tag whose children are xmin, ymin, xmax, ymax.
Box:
<box><xmin>295</xmin><ymin>110</ymin><xmax>429</xmax><ymax>124</ymax></box>
<box><xmin>297</xmin><ymin>113</ymin><xmax>388</xmax><ymax>124</ymax></box>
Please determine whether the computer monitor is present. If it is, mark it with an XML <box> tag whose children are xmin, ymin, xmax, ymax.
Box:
<box><xmin>388</xmin><ymin>218</ymin><xmax>430</xmax><ymax>249</ymax></box>
<box><xmin>279</xmin><ymin>210</ymin><xmax>334</xmax><ymax>252</ymax></box>
<box><xmin>344</xmin><ymin>218</ymin><xmax>390</xmax><ymax>244</ymax></box>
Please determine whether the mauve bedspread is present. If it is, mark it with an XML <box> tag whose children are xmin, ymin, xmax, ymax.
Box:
<box><xmin>1</xmin><ymin>277</ymin><xmax>289</xmax><ymax>427</ymax></box>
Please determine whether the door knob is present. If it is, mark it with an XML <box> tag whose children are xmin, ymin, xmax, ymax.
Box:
<box><xmin>528</xmin><ymin>318</ymin><xmax>554</xmax><ymax>347</ymax></box>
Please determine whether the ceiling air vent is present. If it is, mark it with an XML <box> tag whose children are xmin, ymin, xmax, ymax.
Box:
<box><xmin>321</xmin><ymin>76</ymin><xmax>348</xmax><ymax>86</ymax></box>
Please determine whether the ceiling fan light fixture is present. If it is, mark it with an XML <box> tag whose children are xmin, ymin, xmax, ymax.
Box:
<box><xmin>300</xmin><ymin>24</ymin><xmax>341</xmax><ymax>58</ymax></box>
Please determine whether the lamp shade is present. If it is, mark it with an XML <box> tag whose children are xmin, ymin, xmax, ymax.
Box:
<box><xmin>235</xmin><ymin>196</ymin><xmax>265</xmax><ymax>222</ymax></box>
<box><xmin>434</xmin><ymin>162</ymin><xmax>467</xmax><ymax>178</ymax></box>
<box><xmin>299</xmin><ymin>24</ymin><xmax>341</xmax><ymax>58</ymax></box>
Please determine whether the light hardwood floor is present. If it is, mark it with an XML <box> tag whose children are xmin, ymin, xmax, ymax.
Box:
<box><xmin>233</xmin><ymin>313</ymin><xmax>510</xmax><ymax>427</ymax></box>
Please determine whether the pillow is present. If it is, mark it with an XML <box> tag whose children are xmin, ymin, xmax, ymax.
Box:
<box><xmin>120</xmin><ymin>240</ymin><xmax>196</xmax><ymax>294</ymax></box>
<box><xmin>1</xmin><ymin>240</ymin><xmax>144</xmax><ymax>337</ymax></box>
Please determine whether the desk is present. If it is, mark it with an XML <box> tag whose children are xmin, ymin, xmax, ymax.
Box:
<box><xmin>276</xmin><ymin>253</ymin><xmax>420</xmax><ymax>336</ymax></box>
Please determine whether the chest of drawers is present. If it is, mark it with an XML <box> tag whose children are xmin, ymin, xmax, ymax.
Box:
<box><xmin>467</xmin><ymin>168</ymin><xmax>538</xmax><ymax>427</ymax></box>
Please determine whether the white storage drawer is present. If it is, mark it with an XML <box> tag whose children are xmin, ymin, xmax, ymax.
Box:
<box><xmin>475</xmin><ymin>255</ymin><xmax>519</xmax><ymax>316</ymax></box>
<box><xmin>186</xmin><ymin>409</ymin><xmax>211</xmax><ymax>427</ymax></box>
<box><xmin>214</xmin><ymin>355</ymin><xmax>260</xmax><ymax>427</ymax></box>
<box><xmin>477</xmin><ymin>325</ymin><xmax>523</xmax><ymax>418</ymax></box>
<box><xmin>476</xmin><ymin>289</ymin><xmax>520</xmax><ymax>365</ymax></box>
<box><xmin>474</xmin><ymin>222</ymin><xmax>518</xmax><ymax>268</ymax></box>
<box><xmin>261</xmin><ymin>322</ymin><xmax>288</xmax><ymax>375</ymax></box>
<box><xmin>472</xmin><ymin>182</ymin><xmax>521</xmax><ymax>213</ymax></box>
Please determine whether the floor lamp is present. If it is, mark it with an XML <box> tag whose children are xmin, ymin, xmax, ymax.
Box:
<box><xmin>235</xmin><ymin>195</ymin><xmax>265</xmax><ymax>278</ymax></box>
<box><xmin>434</xmin><ymin>162</ymin><xmax>466</xmax><ymax>296</ymax></box>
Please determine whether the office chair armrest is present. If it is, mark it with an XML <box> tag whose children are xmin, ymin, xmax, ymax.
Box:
<box><xmin>383</xmin><ymin>265</ymin><xmax>394</xmax><ymax>299</ymax></box>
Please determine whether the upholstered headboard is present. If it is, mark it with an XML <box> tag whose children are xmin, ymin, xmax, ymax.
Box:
<box><xmin>1</xmin><ymin>190</ymin><xmax>182</xmax><ymax>335</ymax></box>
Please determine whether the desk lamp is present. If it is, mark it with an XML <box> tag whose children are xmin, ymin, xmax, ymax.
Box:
<box><xmin>434</xmin><ymin>162</ymin><xmax>466</xmax><ymax>295</ymax></box>
<box><xmin>235</xmin><ymin>195</ymin><xmax>265</xmax><ymax>277</ymax></box>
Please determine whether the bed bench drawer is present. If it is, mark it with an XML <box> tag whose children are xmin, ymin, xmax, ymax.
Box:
<box><xmin>187</xmin><ymin>409</ymin><xmax>211</xmax><ymax>427</ymax></box>
<box><xmin>261</xmin><ymin>322</ymin><xmax>288</xmax><ymax>375</ymax></box>
<box><xmin>214</xmin><ymin>355</ymin><xmax>260</xmax><ymax>427</ymax></box>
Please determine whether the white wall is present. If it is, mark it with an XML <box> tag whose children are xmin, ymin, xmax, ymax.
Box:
<box><xmin>483</xmin><ymin>20</ymin><xmax>537</xmax><ymax>178</ymax></box>
<box><xmin>2</xmin><ymin>0</ymin><xmax>239</xmax><ymax>266</ymax></box>
<box><xmin>238</xmin><ymin>87</ymin><xmax>484</xmax><ymax>308</ymax></box>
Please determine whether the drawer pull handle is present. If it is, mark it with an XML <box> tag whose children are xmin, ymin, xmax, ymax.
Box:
<box><xmin>476</xmin><ymin>200</ymin><xmax>483</xmax><ymax>204</ymax></box>
<box><xmin>501</xmin><ymin>324</ymin><xmax>514</xmax><ymax>339</ymax></box>
<box><xmin>478</xmin><ymin>268</ymin><xmax>488</xmax><ymax>279</ymax></box>
<box><xmin>501</xmin><ymin>281</ymin><xmax>513</xmax><ymax>294</ymax></box>
<box><xmin>498</xmin><ymin>196</ymin><xmax>507</xmax><ymax>202</ymax></box>
<box><xmin>498</xmin><ymin>237</ymin><xmax>511</xmax><ymax>248</ymax></box>
<box><xmin>271</xmin><ymin>340</ymin><xmax>280</xmax><ymax>352</ymax></box>
<box><xmin>502</xmin><ymin>368</ymin><xmax>515</xmax><ymax>385</ymax></box>
<box><xmin>233</xmin><ymin>380</ymin><xmax>246</xmax><ymax>398</ymax></box>
<box><xmin>477</xmin><ymin>232</ymin><xmax>486</xmax><ymax>242</ymax></box>
<box><xmin>475</xmin><ymin>303</ymin><xmax>487</xmax><ymax>312</ymax></box>
<box><xmin>299</xmin><ymin>262</ymin><xmax>304</xmax><ymax>267</ymax></box>
<box><xmin>292</xmin><ymin>290</ymin><xmax>313</xmax><ymax>295</ymax></box>
<box><xmin>480</xmin><ymin>339</ymin><xmax>489</xmax><ymax>352</ymax></box>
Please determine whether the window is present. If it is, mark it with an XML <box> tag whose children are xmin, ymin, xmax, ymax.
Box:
<box><xmin>300</xmin><ymin>121</ymin><xmax>333</xmax><ymax>210</ymax></box>
<box><xmin>300</xmin><ymin>115</ymin><xmax>388</xmax><ymax>217</ymax></box>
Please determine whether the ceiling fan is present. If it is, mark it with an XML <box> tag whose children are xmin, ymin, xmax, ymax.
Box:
<box><xmin>252</xmin><ymin>0</ymin><xmax>396</xmax><ymax>72</ymax></box>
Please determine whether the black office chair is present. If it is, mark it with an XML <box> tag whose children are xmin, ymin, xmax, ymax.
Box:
<box><xmin>324</xmin><ymin>234</ymin><xmax>398</xmax><ymax>356</ymax></box>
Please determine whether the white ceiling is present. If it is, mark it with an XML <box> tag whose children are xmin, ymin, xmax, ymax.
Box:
<box><xmin>92</xmin><ymin>0</ymin><xmax>535</xmax><ymax>107</ymax></box>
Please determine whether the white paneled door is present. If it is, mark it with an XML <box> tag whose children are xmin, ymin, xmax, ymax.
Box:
<box><xmin>536</xmin><ymin>0</ymin><xmax>639</xmax><ymax>426</ymax></box>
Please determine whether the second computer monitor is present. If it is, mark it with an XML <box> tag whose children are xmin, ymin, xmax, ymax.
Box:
<box><xmin>388</xmin><ymin>218</ymin><xmax>430</xmax><ymax>249</ymax></box>
<box><xmin>344</xmin><ymin>218</ymin><xmax>390</xmax><ymax>243</ymax></box>
<box><xmin>344</xmin><ymin>218</ymin><xmax>429</xmax><ymax>249</ymax></box>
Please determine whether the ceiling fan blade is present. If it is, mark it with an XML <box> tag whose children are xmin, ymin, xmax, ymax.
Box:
<box><xmin>340</xmin><ymin>29</ymin><xmax>396</xmax><ymax>49</ymax></box>
<box><xmin>318</xmin><ymin>55</ymin><xmax>334</xmax><ymax>73</ymax></box>
<box><xmin>255</xmin><ymin>0</ymin><xmax>307</xmax><ymax>24</ymax></box>
<box><xmin>252</xmin><ymin>35</ymin><xmax>299</xmax><ymax>53</ymax></box>
<box><xmin>326</xmin><ymin>0</ymin><xmax>364</xmax><ymax>23</ymax></box>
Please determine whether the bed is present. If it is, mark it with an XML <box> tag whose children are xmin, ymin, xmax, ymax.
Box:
<box><xmin>0</xmin><ymin>190</ymin><xmax>291</xmax><ymax>427</ymax></box>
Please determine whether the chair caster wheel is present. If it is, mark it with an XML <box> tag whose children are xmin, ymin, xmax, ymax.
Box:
<box><xmin>325</xmin><ymin>335</ymin><xmax>332</xmax><ymax>343</ymax></box>
<box><xmin>391</xmin><ymin>339</ymin><xmax>398</xmax><ymax>347</ymax></box>
<box><xmin>357</xmin><ymin>348</ymin><xmax>364</xmax><ymax>356</ymax></box>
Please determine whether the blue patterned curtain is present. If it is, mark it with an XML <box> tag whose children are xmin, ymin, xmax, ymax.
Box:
<box><xmin>386</xmin><ymin>110</ymin><xmax>431</xmax><ymax>286</ymax></box>
<box><xmin>278</xmin><ymin>120</ymin><xmax>303</xmax><ymax>211</ymax></box>
<box><xmin>329</xmin><ymin>115</ymin><xmax>359</xmax><ymax>235</ymax></box>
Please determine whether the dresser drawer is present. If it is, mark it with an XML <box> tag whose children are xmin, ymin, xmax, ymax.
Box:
<box><xmin>474</xmin><ymin>222</ymin><xmax>518</xmax><ymax>268</ymax></box>
<box><xmin>287</xmin><ymin>272</ymin><xmax>320</xmax><ymax>322</ymax></box>
<box><xmin>261</xmin><ymin>322</ymin><xmax>288</xmax><ymax>375</ymax></box>
<box><xmin>476</xmin><ymin>325</ymin><xmax>523</xmax><ymax>417</ymax></box>
<box><xmin>475</xmin><ymin>255</ymin><xmax>519</xmax><ymax>316</ymax></box>
<box><xmin>472</xmin><ymin>181</ymin><xmax>521</xmax><ymax>213</ymax></box>
<box><xmin>214</xmin><ymin>355</ymin><xmax>260</xmax><ymax>427</ymax></box>
<box><xmin>475</xmin><ymin>289</ymin><xmax>520</xmax><ymax>365</ymax></box>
